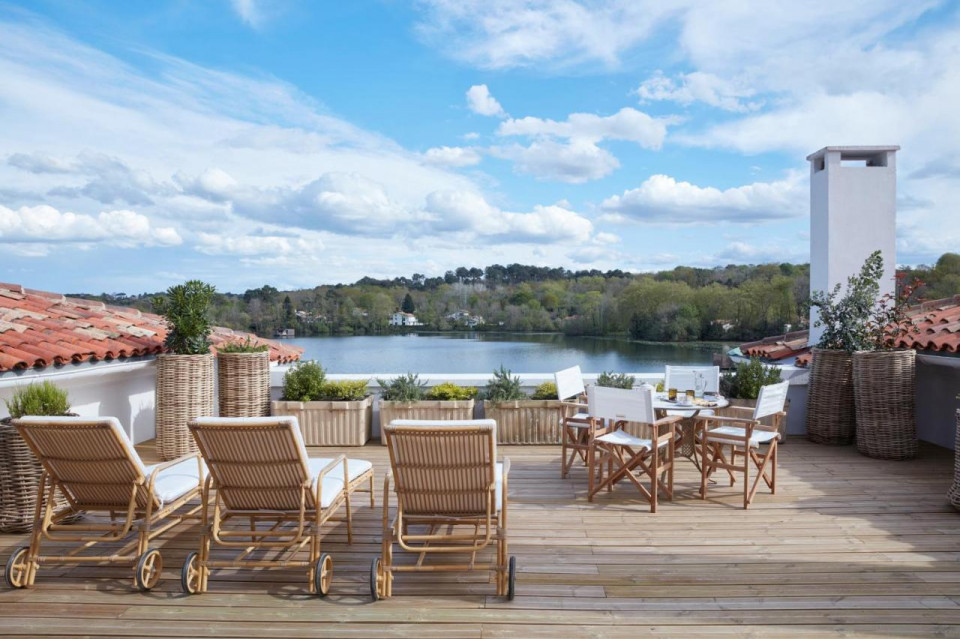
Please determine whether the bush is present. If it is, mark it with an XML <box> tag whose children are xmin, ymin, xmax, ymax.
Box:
<box><xmin>425</xmin><ymin>382</ymin><xmax>478</xmax><ymax>401</ymax></box>
<box><xmin>377</xmin><ymin>373</ymin><xmax>427</xmax><ymax>402</ymax></box>
<box><xmin>720</xmin><ymin>358</ymin><xmax>782</xmax><ymax>400</ymax></box>
<box><xmin>5</xmin><ymin>382</ymin><xmax>70</xmax><ymax>418</ymax></box>
<box><xmin>531</xmin><ymin>382</ymin><xmax>558</xmax><ymax>400</ymax></box>
<box><xmin>483</xmin><ymin>365</ymin><xmax>527</xmax><ymax>402</ymax></box>
<box><xmin>596</xmin><ymin>371</ymin><xmax>635</xmax><ymax>389</ymax></box>
<box><xmin>318</xmin><ymin>380</ymin><xmax>369</xmax><ymax>401</ymax></box>
<box><xmin>281</xmin><ymin>361</ymin><xmax>327</xmax><ymax>401</ymax></box>
<box><xmin>217</xmin><ymin>337</ymin><xmax>269</xmax><ymax>354</ymax></box>
<box><xmin>153</xmin><ymin>280</ymin><xmax>216</xmax><ymax>355</ymax></box>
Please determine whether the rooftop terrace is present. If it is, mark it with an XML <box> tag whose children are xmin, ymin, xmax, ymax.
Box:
<box><xmin>2</xmin><ymin>438</ymin><xmax>958</xmax><ymax>637</ymax></box>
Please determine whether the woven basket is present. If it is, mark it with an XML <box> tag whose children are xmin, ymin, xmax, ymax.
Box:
<box><xmin>379</xmin><ymin>400</ymin><xmax>475</xmax><ymax>445</ymax></box>
<box><xmin>156</xmin><ymin>353</ymin><xmax>215</xmax><ymax>460</ymax></box>
<box><xmin>483</xmin><ymin>400</ymin><xmax>565</xmax><ymax>444</ymax></box>
<box><xmin>0</xmin><ymin>421</ymin><xmax>76</xmax><ymax>532</ymax></box>
<box><xmin>218</xmin><ymin>351</ymin><xmax>270</xmax><ymax>418</ymax></box>
<box><xmin>806</xmin><ymin>348</ymin><xmax>855</xmax><ymax>445</ymax></box>
<box><xmin>948</xmin><ymin>411</ymin><xmax>960</xmax><ymax>511</ymax></box>
<box><xmin>853</xmin><ymin>350</ymin><xmax>917</xmax><ymax>460</ymax></box>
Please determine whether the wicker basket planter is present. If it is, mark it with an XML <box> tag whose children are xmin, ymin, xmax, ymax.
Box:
<box><xmin>156</xmin><ymin>353</ymin><xmax>215</xmax><ymax>460</ymax></box>
<box><xmin>948</xmin><ymin>411</ymin><xmax>960</xmax><ymax>511</ymax></box>
<box><xmin>379</xmin><ymin>399</ymin><xmax>475</xmax><ymax>444</ymax></box>
<box><xmin>218</xmin><ymin>351</ymin><xmax>270</xmax><ymax>418</ymax></box>
<box><xmin>806</xmin><ymin>348</ymin><xmax>856</xmax><ymax>445</ymax></box>
<box><xmin>852</xmin><ymin>350</ymin><xmax>917</xmax><ymax>460</ymax></box>
<box><xmin>272</xmin><ymin>396</ymin><xmax>373</xmax><ymax>446</ymax></box>
<box><xmin>0</xmin><ymin>421</ymin><xmax>75</xmax><ymax>532</ymax></box>
<box><xmin>483</xmin><ymin>400</ymin><xmax>565</xmax><ymax>444</ymax></box>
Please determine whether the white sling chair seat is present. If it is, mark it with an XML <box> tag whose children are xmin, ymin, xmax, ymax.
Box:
<box><xmin>697</xmin><ymin>426</ymin><xmax>779</xmax><ymax>448</ymax></box>
<box><xmin>595</xmin><ymin>429</ymin><xmax>671</xmax><ymax>450</ymax></box>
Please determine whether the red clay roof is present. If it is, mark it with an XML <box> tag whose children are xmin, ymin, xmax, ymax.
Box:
<box><xmin>0</xmin><ymin>283</ymin><xmax>302</xmax><ymax>372</ymax></box>
<box><xmin>739</xmin><ymin>295</ymin><xmax>960</xmax><ymax>367</ymax></box>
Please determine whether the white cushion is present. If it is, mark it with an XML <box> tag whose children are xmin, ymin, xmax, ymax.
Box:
<box><xmin>328</xmin><ymin>458</ymin><xmax>374</xmax><ymax>484</ymax></box>
<box><xmin>495</xmin><ymin>462</ymin><xmax>503</xmax><ymax>512</ymax></box>
<box><xmin>143</xmin><ymin>458</ymin><xmax>205</xmax><ymax>507</ymax></box>
<box><xmin>700</xmin><ymin>426</ymin><xmax>778</xmax><ymax>447</ymax></box>
<box><xmin>596</xmin><ymin>430</ymin><xmax>669</xmax><ymax>449</ymax></box>
<box><xmin>306</xmin><ymin>458</ymin><xmax>347</xmax><ymax>509</ymax></box>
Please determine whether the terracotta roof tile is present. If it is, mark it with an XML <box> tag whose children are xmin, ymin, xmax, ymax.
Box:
<box><xmin>0</xmin><ymin>283</ymin><xmax>302</xmax><ymax>372</ymax></box>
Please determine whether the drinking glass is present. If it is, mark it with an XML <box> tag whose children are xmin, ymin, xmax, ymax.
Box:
<box><xmin>668</xmin><ymin>388</ymin><xmax>677</xmax><ymax>401</ymax></box>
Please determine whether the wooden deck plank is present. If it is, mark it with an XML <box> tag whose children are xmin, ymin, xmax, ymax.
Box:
<box><xmin>1</xmin><ymin>439</ymin><xmax>957</xmax><ymax>637</ymax></box>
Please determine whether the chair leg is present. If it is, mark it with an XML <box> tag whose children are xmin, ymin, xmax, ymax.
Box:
<box><xmin>699</xmin><ymin>437</ymin><xmax>709</xmax><ymax>500</ymax></box>
<box><xmin>370</xmin><ymin>473</ymin><xmax>376</xmax><ymax>507</ymax></box>
<box><xmin>561</xmin><ymin>430</ymin><xmax>569</xmax><ymax>478</ymax></box>
<box><xmin>345</xmin><ymin>490</ymin><xmax>353</xmax><ymax>544</ymax></box>
<box><xmin>743</xmin><ymin>446</ymin><xmax>750</xmax><ymax>510</ymax></box>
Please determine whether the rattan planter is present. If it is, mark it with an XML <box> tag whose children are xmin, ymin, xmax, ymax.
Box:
<box><xmin>852</xmin><ymin>350</ymin><xmax>917</xmax><ymax>460</ymax></box>
<box><xmin>0</xmin><ymin>421</ymin><xmax>75</xmax><ymax>532</ymax></box>
<box><xmin>806</xmin><ymin>348</ymin><xmax>855</xmax><ymax>445</ymax></box>
<box><xmin>948</xmin><ymin>411</ymin><xmax>960</xmax><ymax>511</ymax></box>
<box><xmin>272</xmin><ymin>396</ymin><xmax>373</xmax><ymax>446</ymax></box>
<box><xmin>156</xmin><ymin>353</ymin><xmax>215</xmax><ymax>460</ymax></box>
<box><xmin>218</xmin><ymin>351</ymin><xmax>270</xmax><ymax>418</ymax></box>
<box><xmin>379</xmin><ymin>399</ymin><xmax>475</xmax><ymax>445</ymax></box>
<box><xmin>483</xmin><ymin>400</ymin><xmax>565</xmax><ymax>444</ymax></box>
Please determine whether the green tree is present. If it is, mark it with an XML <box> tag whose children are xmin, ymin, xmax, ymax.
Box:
<box><xmin>401</xmin><ymin>292</ymin><xmax>415</xmax><ymax>313</ymax></box>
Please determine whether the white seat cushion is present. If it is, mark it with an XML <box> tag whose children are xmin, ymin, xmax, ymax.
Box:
<box><xmin>699</xmin><ymin>426</ymin><xmax>778</xmax><ymax>447</ymax></box>
<box><xmin>306</xmin><ymin>457</ymin><xmax>372</xmax><ymax>509</ymax></box>
<box><xmin>595</xmin><ymin>430</ymin><xmax>669</xmax><ymax>449</ymax></box>
<box><xmin>143</xmin><ymin>458</ymin><xmax>206</xmax><ymax>507</ymax></box>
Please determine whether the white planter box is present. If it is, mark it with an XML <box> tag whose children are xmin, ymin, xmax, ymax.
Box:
<box><xmin>272</xmin><ymin>396</ymin><xmax>373</xmax><ymax>446</ymax></box>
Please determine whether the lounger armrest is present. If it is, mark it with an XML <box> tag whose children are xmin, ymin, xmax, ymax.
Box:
<box><xmin>313</xmin><ymin>454</ymin><xmax>346</xmax><ymax>503</ymax></box>
<box><xmin>146</xmin><ymin>451</ymin><xmax>202</xmax><ymax>490</ymax></box>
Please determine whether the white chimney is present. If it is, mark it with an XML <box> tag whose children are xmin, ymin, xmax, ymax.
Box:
<box><xmin>807</xmin><ymin>145</ymin><xmax>899</xmax><ymax>346</ymax></box>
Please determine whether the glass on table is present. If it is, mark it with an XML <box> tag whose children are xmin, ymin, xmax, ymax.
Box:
<box><xmin>668</xmin><ymin>388</ymin><xmax>677</xmax><ymax>401</ymax></box>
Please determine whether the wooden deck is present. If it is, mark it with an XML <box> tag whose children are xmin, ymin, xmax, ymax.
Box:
<box><xmin>2</xmin><ymin>439</ymin><xmax>960</xmax><ymax>637</ymax></box>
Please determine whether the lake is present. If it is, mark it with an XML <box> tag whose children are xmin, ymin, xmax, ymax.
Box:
<box><xmin>284</xmin><ymin>333</ymin><xmax>732</xmax><ymax>374</ymax></box>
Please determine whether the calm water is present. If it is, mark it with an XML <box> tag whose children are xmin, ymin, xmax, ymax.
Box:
<box><xmin>284</xmin><ymin>333</ymin><xmax>731</xmax><ymax>374</ymax></box>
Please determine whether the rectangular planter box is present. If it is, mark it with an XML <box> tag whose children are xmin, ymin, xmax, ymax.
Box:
<box><xmin>722</xmin><ymin>397</ymin><xmax>791</xmax><ymax>443</ymax></box>
<box><xmin>271</xmin><ymin>396</ymin><xmax>373</xmax><ymax>446</ymax></box>
<box><xmin>483</xmin><ymin>400</ymin><xmax>566</xmax><ymax>444</ymax></box>
<box><xmin>379</xmin><ymin>400</ymin><xmax>476</xmax><ymax>444</ymax></box>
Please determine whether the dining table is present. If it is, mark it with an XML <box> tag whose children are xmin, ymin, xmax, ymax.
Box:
<box><xmin>652</xmin><ymin>392</ymin><xmax>730</xmax><ymax>470</ymax></box>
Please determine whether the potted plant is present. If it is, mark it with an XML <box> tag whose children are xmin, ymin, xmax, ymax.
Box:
<box><xmin>217</xmin><ymin>338</ymin><xmax>271</xmax><ymax>418</ymax></box>
<box><xmin>1</xmin><ymin>382</ymin><xmax>76</xmax><ymax>532</ymax></box>
<box><xmin>482</xmin><ymin>366</ymin><xmax>565</xmax><ymax>444</ymax></box>
<box><xmin>272</xmin><ymin>362</ymin><xmax>373</xmax><ymax>446</ymax></box>
<box><xmin>595</xmin><ymin>371</ymin><xmax>636</xmax><ymax>389</ymax></box>
<box><xmin>377</xmin><ymin>374</ymin><xmax>477</xmax><ymax>444</ymax></box>
<box><xmin>153</xmin><ymin>280</ymin><xmax>216</xmax><ymax>460</ymax></box>
<box><xmin>806</xmin><ymin>252</ymin><xmax>881</xmax><ymax>445</ymax></box>
<box><xmin>852</xmin><ymin>269</ymin><xmax>920</xmax><ymax>460</ymax></box>
<box><xmin>720</xmin><ymin>358</ymin><xmax>790</xmax><ymax>442</ymax></box>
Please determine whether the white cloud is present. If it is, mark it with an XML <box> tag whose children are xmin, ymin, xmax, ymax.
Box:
<box><xmin>422</xmin><ymin>146</ymin><xmax>483</xmax><ymax>167</ymax></box>
<box><xmin>713</xmin><ymin>241</ymin><xmax>805</xmax><ymax>264</ymax></box>
<box><xmin>195</xmin><ymin>232</ymin><xmax>316</xmax><ymax>256</ymax></box>
<box><xmin>230</xmin><ymin>0</ymin><xmax>260</xmax><ymax>27</ymax></box>
<box><xmin>600</xmin><ymin>172</ymin><xmax>805</xmax><ymax>223</ymax></box>
<box><xmin>636</xmin><ymin>71</ymin><xmax>761</xmax><ymax>112</ymax></box>
<box><xmin>465</xmin><ymin>84</ymin><xmax>506</xmax><ymax>117</ymax></box>
<box><xmin>497</xmin><ymin>107</ymin><xmax>672</xmax><ymax>148</ymax></box>
<box><xmin>490</xmin><ymin>140</ymin><xmax>619</xmax><ymax>183</ymax></box>
<box><xmin>0</xmin><ymin>204</ymin><xmax>181</xmax><ymax>249</ymax></box>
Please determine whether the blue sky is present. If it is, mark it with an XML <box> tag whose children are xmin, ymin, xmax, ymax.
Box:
<box><xmin>1</xmin><ymin>1</ymin><xmax>958</xmax><ymax>294</ymax></box>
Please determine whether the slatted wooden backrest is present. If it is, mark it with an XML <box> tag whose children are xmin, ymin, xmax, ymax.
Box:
<box><xmin>664</xmin><ymin>366</ymin><xmax>720</xmax><ymax>393</ymax></box>
<box><xmin>14</xmin><ymin>416</ymin><xmax>153</xmax><ymax>509</ymax></box>
<box><xmin>753</xmin><ymin>381</ymin><xmax>790</xmax><ymax>421</ymax></box>
<box><xmin>189</xmin><ymin>417</ymin><xmax>312</xmax><ymax>511</ymax></box>
<box><xmin>587</xmin><ymin>386</ymin><xmax>656</xmax><ymax>425</ymax></box>
<box><xmin>554</xmin><ymin>366</ymin><xmax>585</xmax><ymax>401</ymax></box>
<box><xmin>384</xmin><ymin>419</ymin><xmax>496</xmax><ymax>516</ymax></box>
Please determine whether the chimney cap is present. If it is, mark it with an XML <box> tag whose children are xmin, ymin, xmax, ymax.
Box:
<box><xmin>806</xmin><ymin>145</ymin><xmax>900</xmax><ymax>161</ymax></box>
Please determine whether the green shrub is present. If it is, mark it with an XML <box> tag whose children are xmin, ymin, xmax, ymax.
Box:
<box><xmin>5</xmin><ymin>382</ymin><xmax>70</xmax><ymax>418</ymax></box>
<box><xmin>217</xmin><ymin>337</ymin><xmax>269</xmax><ymax>354</ymax></box>
<box><xmin>377</xmin><ymin>373</ymin><xmax>427</xmax><ymax>402</ymax></box>
<box><xmin>720</xmin><ymin>358</ymin><xmax>782</xmax><ymax>400</ymax></box>
<box><xmin>483</xmin><ymin>365</ymin><xmax>527</xmax><ymax>402</ymax></box>
<box><xmin>281</xmin><ymin>361</ymin><xmax>327</xmax><ymax>401</ymax></box>
<box><xmin>596</xmin><ymin>371</ymin><xmax>635</xmax><ymax>389</ymax></box>
<box><xmin>318</xmin><ymin>380</ymin><xmax>369</xmax><ymax>401</ymax></box>
<box><xmin>531</xmin><ymin>381</ymin><xmax>558</xmax><ymax>400</ymax></box>
<box><xmin>153</xmin><ymin>280</ymin><xmax>216</xmax><ymax>355</ymax></box>
<box><xmin>425</xmin><ymin>383</ymin><xmax>478</xmax><ymax>401</ymax></box>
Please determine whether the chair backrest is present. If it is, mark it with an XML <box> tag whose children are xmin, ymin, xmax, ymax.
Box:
<box><xmin>14</xmin><ymin>416</ymin><xmax>153</xmax><ymax>509</ymax></box>
<box><xmin>554</xmin><ymin>365</ymin><xmax>585</xmax><ymax>401</ymax></box>
<box><xmin>189</xmin><ymin>416</ymin><xmax>312</xmax><ymax>511</ymax></box>
<box><xmin>384</xmin><ymin>419</ymin><xmax>497</xmax><ymax>516</ymax></box>
<box><xmin>587</xmin><ymin>385</ymin><xmax>656</xmax><ymax>425</ymax></box>
<box><xmin>753</xmin><ymin>381</ymin><xmax>790</xmax><ymax>421</ymax></box>
<box><xmin>664</xmin><ymin>366</ymin><xmax>720</xmax><ymax>393</ymax></box>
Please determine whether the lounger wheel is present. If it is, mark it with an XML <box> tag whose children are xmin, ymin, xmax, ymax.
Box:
<box><xmin>135</xmin><ymin>548</ymin><xmax>163</xmax><ymax>592</ymax></box>
<box><xmin>313</xmin><ymin>553</ymin><xmax>333</xmax><ymax>597</ymax></box>
<box><xmin>506</xmin><ymin>556</ymin><xmax>517</xmax><ymax>601</ymax></box>
<box><xmin>181</xmin><ymin>552</ymin><xmax>200</xmax><ymax>595</ymax></box>
<box><xmin>370</xmin><ymin>557</ymin><xmax>383</xmax><ymax>601</ymax></box>
<box><xmin>4</xmin><ymin>546</ymin><xmax>30</xmax><ymax>589</ymax></box>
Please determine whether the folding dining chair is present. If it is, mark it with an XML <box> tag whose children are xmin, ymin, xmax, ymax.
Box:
<box><xmin>587</xmin><ymin>386</ymin><xmax>682</xmax><ymax>513</ymax></box>
<box><xmin>555</xmin><ymin>365</ymin><xmax>597</xmax><ymax>478</ymax></box>
<box><xmin>698</xmin><ymin>381</ymin><xmax>790</xmax><ymax>509</ymax></box>
<box><xmin>5</xmin><ymin>416</ymin><xmax>203</xmax><ymax>591</ymax></box>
